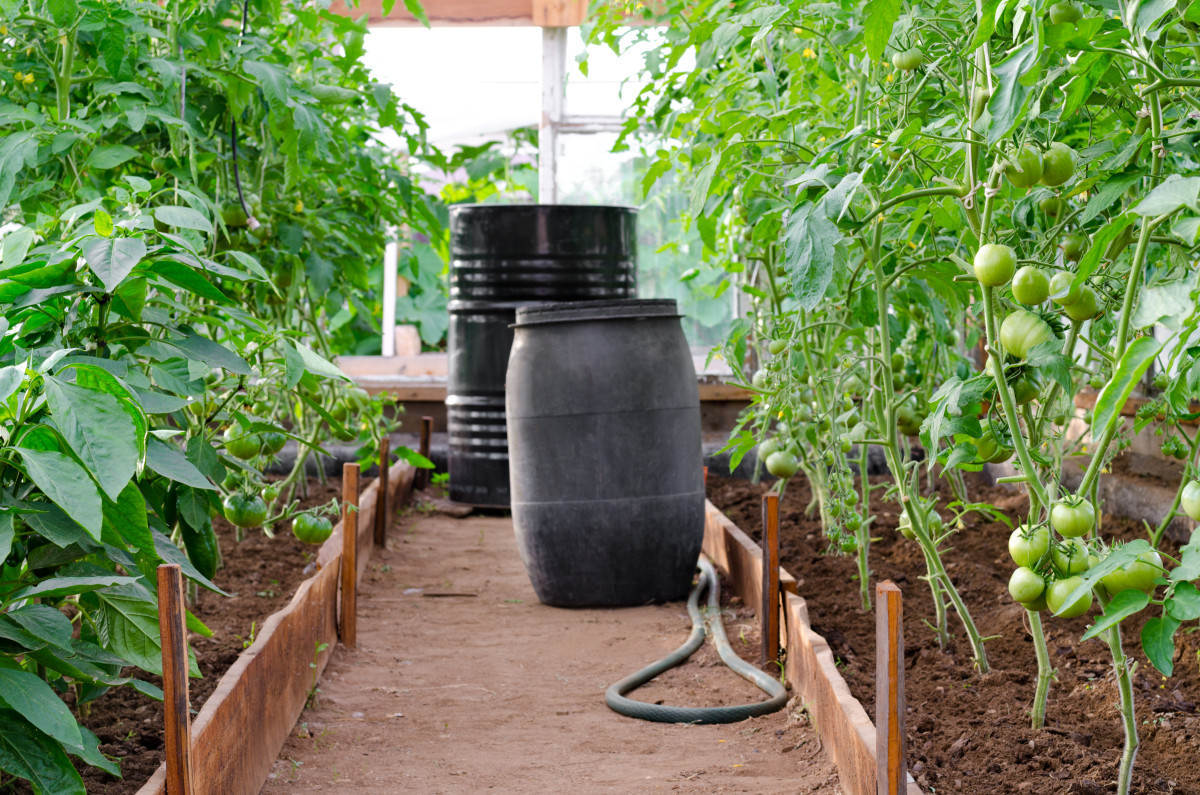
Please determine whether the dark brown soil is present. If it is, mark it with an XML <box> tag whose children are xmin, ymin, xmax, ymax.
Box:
<box><xmin>708</xmin><ymin>469</ymin><xmax>1200</xmax><ymax>795</ymax></box>
<box><xmin>74</xmin><ymin>477</ymin><xmax>343</xmax><ymax>795</ymax></box>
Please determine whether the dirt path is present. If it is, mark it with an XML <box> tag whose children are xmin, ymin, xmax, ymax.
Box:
<box><xmin>260</xmin><ymin>504</ymin><xmax>840</xmax><ymax>794</ymax></box>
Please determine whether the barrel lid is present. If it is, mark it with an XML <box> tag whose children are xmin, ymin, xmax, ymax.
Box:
<box><xmin>513</xmin><ymin>298</ymin><xmax>680</xmax><ymax>326</ymax></box>
<box><xmin>449</xmin><ymin>203</ymin><xmax>637</xmax><ymax>216</ymax></box>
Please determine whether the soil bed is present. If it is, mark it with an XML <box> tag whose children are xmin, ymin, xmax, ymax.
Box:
<box><xmin>73</xmin><ymin>477</ymin><xmax>343</xmax><ymax>795</ymax></box>
<box><xmin>708</xmin><ymin>469</ymin><xmax>1200</xmax><ymax>795</ymax></box>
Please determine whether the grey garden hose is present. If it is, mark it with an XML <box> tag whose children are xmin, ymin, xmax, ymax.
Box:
<box><xmin>605</xmin><ymin>555</ymin><xmax>788</xmax><ymax>724</ymax></box>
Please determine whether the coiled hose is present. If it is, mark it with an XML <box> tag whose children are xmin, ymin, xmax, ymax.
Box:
<box><xmin>605</xmin><ymin>555</ymin><xmax>788</xmax><ymax>724</ymax></box>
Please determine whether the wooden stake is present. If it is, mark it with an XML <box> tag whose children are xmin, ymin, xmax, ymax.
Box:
<box><xmin>416</xmin><ymin>415</ymin><xmax>433</xmax><ymax>491</ymax></box>
<box><xmin>374</xmin><ymin>437</ymin><xmax>390</xmax><ymax>548</ymax></box>
<box><xmin>876</xmin><ymin>580</ymin><xmax>906</xmax><ymax>795</ymax></box>
<box><xmin>157</xmin><ymin>564</ymin><xmax>194</xmax><ymax>795</ymax></box>
<box><xmin>703</xmin><ymin>465</ymin><xmax>708</xmax><ymax>488</ymax></box>
<box><xmin>760</xmin><ymin>492</ymin><xmax>780</xmax><ymax>666</ymax></box>
<box><xmin>340</xmin><ymin>463</ymin><xmax>360</xmax><ymax>648</ymax></box>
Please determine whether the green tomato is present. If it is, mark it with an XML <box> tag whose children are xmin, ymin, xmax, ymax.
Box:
<box><xmin>752</xmin><ymin>370</ymin><xmax>770</xmax><ymax>389</ymax></box>
<box><xmin>1005</xmin><ymin>144</ymin><xmax>1043</xmax><ymax>189</ymax></box>
<box><xmin>768</xmin><ymin>339</ymin><xmax>788</xmax><ymax>355</ymax></box>
<box><xmin>1009</xmin><ymin>567</ymin><xmax>1046</xmax><ymax>604</ymax></box>
<box><xmin>1011</xmin><ymin>266</ymin><xmax>1050</xmax><ymax>306</ymax></box>
<box><xmin>765</xmin><ymin>450</ymin><xmax>800</xmax><ymax>479</ymax></box>
<box><xmin>974</xmin><ymin>419</ymin><xmax>1014</xmax><ymax>464</ymax></box>
<box><xmin>223</xmin><ymin>426</ymin><xmax>262</xmax><ymax>460</ymax></box>
<box><xmin>1049</xmin><ymin>271</ymin><xmax>1082</xmax><ymax>305</ymax></box>
<box><xmin>1046</xmin><ymin>576</ymin><xmax>1093</xmax><ymax>618</ymax></box>
<box><xmin>758</xmin><ymin>437</ymin><xmax>782</xmax><ymax>461</ymax></box>
<box><xmin>292</xmin><ymin>514</ymin><xmax>334</xmax><ymax>545</ymax></box>
<box><xmin>1063</xmin><ymin>286</ymin><xmax>1100</xmax><ymax>321</ymax></box>
<box><xmin>260</xmin><ymin>431</ymin><xmax>287</xmax><ymax>456</ymax></box>
<box><xmin>1050</xmin><ymin>498</ymin><xmax>1094</xmax><ymax>538</ymax></box>
<box><xmin>891</xmin><ymin>48</ymin><xmax>924</xmax><ymax>71</ymax></box>
<box><xmin>223</xmin><ymin>494</ymin><xmax>268</xmax><ymax>529</ymax></box>
<box><xmin>1121</xmin><ymin>550</ymin><xmax>1164</xmax><ymax>593</ymax></box>
<box><xmin>1013</xmin><ymin>374</ymin><xmax>1040</xmax><ymax>405</ymax></box>
<box><xmin>1040</xmin><ymin>143</ymin><xmax>1076</xmax><ymax>187</ymax></box>
<box><xmin>1052</xmin><ymin>537</ymin><xmax>1090</xmax><ymax>576</ymax></box>
<box><xmin>1182</xmin><ymin>480</ymin><xmax>1200</xmax><ymax>522</ymax></box>
<box><xmin>1048</xmin><ymin>0</ymin><xmax>1082</xmax><ymax>23</ymax></box>
<box><xmin>263</xmin><ymin>482</ymin><xmax>282</xmax><ymax>503</ymax></box>
<box><xmin>1060</xmin><ymin>233</ymin><xmax>1088</xmax><ymax>263</ymax></box>
<box><xmin>1000</xmin><ymin>309</ymin><xmax>1053</xmax><ymax>359</ymax></box>
<box><xmin>974</xmin><ymin>243</ymin><xmax>1017</xmax><ymax>286</ymax></box>
<box><xmin>1038</xmin><ymin>195</ymin><xmax>1065</xmax><ymax>217</ymax></box>
<box><xmin>1009</xmin><ymin>524</ymin><xmax>1050</xmax><ymax>568</ymax></box>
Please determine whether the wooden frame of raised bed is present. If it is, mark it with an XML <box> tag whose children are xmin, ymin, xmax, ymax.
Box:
<box><xmin>136</xmin><ymin>458</ymin><xmax>418</xmax><ymax>795</ymax></box>
<box><xmin>702</xmin><ymin>500</ymin><xmax>923</xmax><ymax>795</ymax></box>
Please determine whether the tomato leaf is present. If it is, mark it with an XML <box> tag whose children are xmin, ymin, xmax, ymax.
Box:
<box><xmin>985</xmin><ymin>37</ymin><xmax>1041</xmax><ymax>145</ymax></box>
<box><xmin>1081</xmin><ymin>589</ymin><xmax>1149</xmax><ymax>641</ymax></box>
<box><xmin>1141</xmin><ymin>615</ymin><xmax>1179</xmax><ymax>676</ymax></box>
<box><xmin>1133</xmin><ymin>175</ymin><xmax>1200</xmax><ymax>217</ymax></box>
<box><xmin>784</xmin><ymin>201</ymin><xmax>842</xmax><ymax>311</ymax></box>
<box><xmin>1092</xmin><ymin>336</ymin><xmax>1161</xmax><ymax>440</ymax></box>
<box><xmin>1171</xmin><ymin>528</ymin><xmax>1200</xmax><ymax>582</ymax></box>
<box><xmin>1167</xmin><ymin>582</ymin><xmax>1200</xmax><ymax>621</ymax></box>
<box><xmin>862</xmin><ymin>0</ymin><xmax>901</xmax><ymax>61</ymax></box>
<box><xmin>1073</xmin><ymin>213</ymin><xmax>1134</xmax><ymax>289</ymax></box>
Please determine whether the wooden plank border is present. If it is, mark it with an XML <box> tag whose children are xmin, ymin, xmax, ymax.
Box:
<box><xmin>701</xmin><ymin>500</ymin><xmax>922</xmax><ymax>795</ymax></box>
<box><xmin>137</xmin><ymin>460</ymin><xmax>415</xmax><ymax>795</ymax></box>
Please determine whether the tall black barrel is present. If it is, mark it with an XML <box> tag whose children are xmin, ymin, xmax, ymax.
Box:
<box><xmin>446</xmin><ymin>205</ymin><xmax>637</xmax><ymax>506</ymax></box>
<box><xmin>506</xmin><ymin>299</ymin><xmax>704</xmax><ymax>606</ymax></box>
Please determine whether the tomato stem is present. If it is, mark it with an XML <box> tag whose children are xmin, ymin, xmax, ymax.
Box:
<box><xmin>1027</xmin><ymin>608</ymin><xmax>1052</xmax><ymax>730</ymax></box>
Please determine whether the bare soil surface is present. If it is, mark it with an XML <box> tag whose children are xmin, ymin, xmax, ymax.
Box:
<box><xmin>708</xmin><ymin>470</ymin><xmax>1200</xmax><ymax>795</ymax></box>
<box><xmin>72</xmin><ymin>478</ymin><xmax>343</xmax><ymax>795</ymax></box>
<box><xmin>259</xmin><ymin>498</ymin><xmax>840</xmax><ymax>794</ymax></box>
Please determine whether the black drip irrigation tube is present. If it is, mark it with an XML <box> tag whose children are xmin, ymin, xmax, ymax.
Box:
<box><xmin>605</xmin><ymin>556</ymin><xmax>789</xmax><ymax>725</ymax></box>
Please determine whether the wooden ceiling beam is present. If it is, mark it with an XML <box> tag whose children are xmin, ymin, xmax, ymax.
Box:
<box><xmin>328</xmin><ymin>0</ymin><xmax>588</xmax><ymax>27</ymax></box>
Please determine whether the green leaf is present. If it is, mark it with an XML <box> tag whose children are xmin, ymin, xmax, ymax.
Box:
<box><xmin>1166</xmin><ymin>582</ymin><xmax>1200</xmax><ymax>621</ymax></box>
<box><xmin>23</xmin><ymin>504</ymin><xmax>85</xmax><ymax>548</ymax></box>
<box><xmin>1131</xmin><ymin>281</ymin><xmax>1195</xmax><ymax>332</ymax></box>
<box><xmin>1079</xmin><ymin>172</ymin><xmax>1142</xmax><ymax>225</ymax></box>
<box><xmin>85</xmin><ymin>145</ymin><xmax>139</xmax><ymax>169</ymax></box>
<box><xmin>0</xmin><ymin>669</ymin><xmax>82</xmax><ymax>748</ymax></box>
<box><xmin>63</xmin><ymin>726</ymin><xmax>119</xmax><ymax>777</ymax></box>
<box><xmin>43</xmin><ymin>376</ymin><xmax>139</xmax><ymax>501</ymax></box>
<box><xmin>151</xmin><ymin>530</ymin><xmax>229</xmax><ymax>596</ymax></box>
<box><xmin>1141</xmin><ymin>615</ymin><xmax>1180</xmax><ymax>675</ymax></box>
<box><xmin>153</xmin><ymin>205</ymin><xmax>211</xmax><ymax>233</ymax></box>
<box><xmin>688</xmin><ymin>159</ymin><xmax>717</xmax><ymax>220</ymax></box>
<box><xmin>167</xmin><ymin>331</ymin><xmax>251</xmax><ymax>376</ymax></box>
<box><xmin>0</xmin><ymin>710</ymin><xmax>85</xmax><ymax>795</ymax></box>
<box><xmin>985</xmin><ymin>38</ymin><xmax>1041</xmax><ymax>145</ymax></box>
<box><xmin>1133</xmin><ymin>175</ymin><xmax>1200</xmax><ymax>217</ymax></box>
<box><xmin>82</xmin><ymin>236</ymin><xmax>146</xmax><ymax>292</ymax></box>
<box><xmin>145</xmin><ymin>438</ymin><xmax>215</xmax><ymax>490</ymax></box>
<box><xmin>862</xmin><ymin>0</ymin><xmax>901</xmax><ymax>60</ymax></box>
<box><xmin>2</xmin><ymin>227</ymin><xmax>36</xmax><ymax>269</ymax></box>
<box><xmin>94</xmin><ymin>584</ymin><xmax>163</xmax><ymax>675</ymax></box>
<box><xmin>243</xmin><ymin>60</ymin><xmax>290</xmax><ymax>111</ymax></box>
<box><xmin>144</xmin><ymin>261</ymin><xmax>230</xmax><ymax>304</ymax></box>
<box><xmin>1092</xmin><ymin>336</ymin><xmax>1162</xmax><ymax>439</ymax></box>
<box><xmin>103</xmin><ymin>481</ymin><xmax>152</xmax><ymax>557</ymax></box>
<box><xmin>1053</xmin><ymin>540</ymin><xmax>1152</xmax><ymax>614</ymax></box>
<box><xmin>0</xmin><ymin>514</ymin><xmax>12</xmax><ymax>562</ymax></box>
<box><xmin>1081</xmin><ymin>589</ymin><xmax>1149</xmax><ymax>640</ymax></box>
<box><xmin>8</xmin><ymin>575</ymin><xmax>140</xmax><ymax>603</ymax></box>
<box><xmin>291</xmin><ymin>341</ymin><xmax>349</xmax><ymax>381</ymax></box>
<box><xmin>15</xmin><ymin>448</ymin><xmax>102</xmax><ymax>541</ymax></box>
<box><xmin>1074</xmin><ymin>214</ymin><xmax>1134</xmax><ymax>289</ymax></box>
<box><xmin>1026</xmin><ymin>340</ymin><xmax>1072</xmax><ymax>393</ymax></box>
<box><xmin>47</xmin><ymin>0</ymin><xmax>78</xmax><ymax>25</ymax></box>
<box><xmin>784</xmin><ymin>202</ymin><xmax>842</xmax><ymax>311</ymax></box>
<box><xmin>94</xmin><ymin>210</ymin><xmax>113</xmax><ymax>238</ymax></box>
<box><xmin>7</xmin><ymin>605</ymin><xmax>74</xmax><ymax>649</ymax></box>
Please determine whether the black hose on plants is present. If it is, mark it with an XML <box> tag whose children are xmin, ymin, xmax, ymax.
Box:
<box><xmin>605</xmin><ymin>556</ymin><xmax>788</xmax><ymax>725</ymax></box>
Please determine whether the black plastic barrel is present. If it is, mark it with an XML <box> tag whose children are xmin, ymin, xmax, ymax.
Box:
<box><xmin>506</xmin><ymin>298</ymin><xmax>704</xmax><ymax>606</ymax></box>
<box><xmin>446</xmin><ymin>205</ymin><xmax>637</xmax><ymax>506</ymax></box>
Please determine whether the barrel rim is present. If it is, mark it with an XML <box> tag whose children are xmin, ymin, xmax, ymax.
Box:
<box><xmin>448</xmin><ymin>203</ymin><xmax>638</xmax><ymax>216</ymax></box>
<box><xmin>512</xmin><ymin>298</ymin><xmax>680</xmax><ymax>327</ymax></box>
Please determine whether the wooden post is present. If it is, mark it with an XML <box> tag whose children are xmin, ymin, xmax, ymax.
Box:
<box><xmin>415</xmin><ymin>415</ymin><xmax>433</xmax><ymax>491</ymax></box>
<box><xmin>157</xmin><ymin>564</ymin><xmax>194</xmax><ymax>795</ymax></box>
<box><xmin>703</xmin><ymin>465</ymin><xmax>708</xmax><ymax>488</ymax></box>
<box><xmin>340</xmin><ymin>463</ymin><xmax>360</xmax><ymax>648</ymax></box>
<box><xmin>760</xmin><ymin>492</ymin><xmax>780</xmax><ymax>666</ymax></box>
<box><xmin>374</xmin><ymin>437</ymin><xmax>390</xmax><ymax>548</ymax></box>
<box><xmin>876</xmin><ymin>580</ymin><xmax>906</xmax><ymax>795</ymax></box>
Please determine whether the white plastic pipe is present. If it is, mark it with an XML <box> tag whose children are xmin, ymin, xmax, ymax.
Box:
<box><xmin>381</xmin><ymin>239</ymin><xmax>398</xmax><ymax>357</ymax></box>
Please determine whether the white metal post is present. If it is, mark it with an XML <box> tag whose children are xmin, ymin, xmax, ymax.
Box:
<box><xmin>381</xmin><ymin>239</ymin><xmax>398</xmax><ymax>357</ymax></box>
<box><xmin>540</xmin><ymin>26</ymin><xmax>566</xmax><ymax>205</ymax></box>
